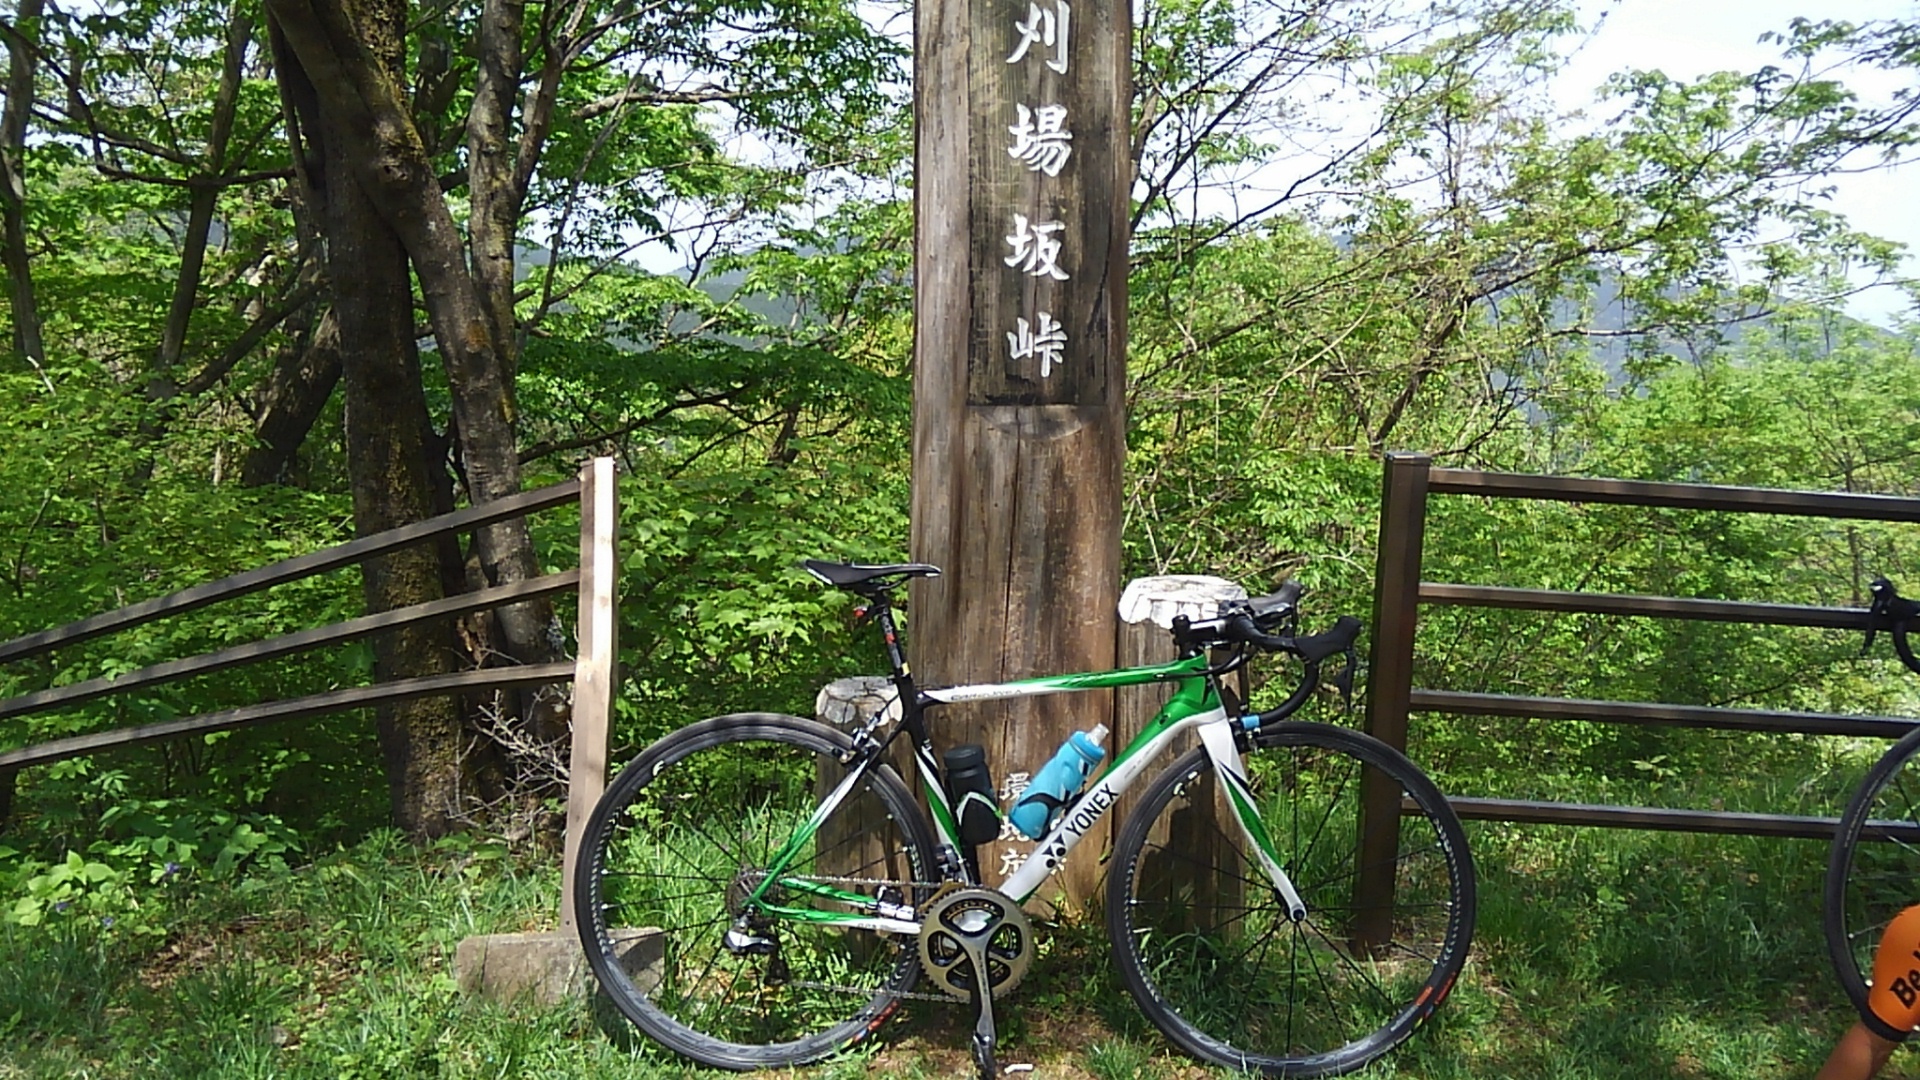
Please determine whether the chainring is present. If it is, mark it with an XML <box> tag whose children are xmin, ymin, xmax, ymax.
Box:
<box><xmin>916</xmin><ymin>886</ymin><xmax>1035</xmax><ymax>1000</ymax></box>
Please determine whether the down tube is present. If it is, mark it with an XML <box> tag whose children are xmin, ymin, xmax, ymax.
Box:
<box><xmin>998</xmin><ymin>686</ymin><xmax>1222</xmax><ymax>904</ymax></box>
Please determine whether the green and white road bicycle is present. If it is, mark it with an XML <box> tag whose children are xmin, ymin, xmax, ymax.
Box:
<box><xmin>574</xmin><ymin>561</ymin><xmax>1476</xmax><ymax>1078</ymax></box>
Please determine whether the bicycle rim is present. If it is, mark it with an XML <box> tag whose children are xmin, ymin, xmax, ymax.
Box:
<box><xmin>1826</xmin><ymin>725</ymin><xmax>1920</xmax><ymax>1018</ymax></box>
<box><xmin>574</xmin><ymin>713</ymin><xmax>936</xmax><ymax>1069</ymax></box>
<box><xmin>1108</xmin><ymin>723</ymin><xmax>1475</xmax><ymax>1078</ymax></box>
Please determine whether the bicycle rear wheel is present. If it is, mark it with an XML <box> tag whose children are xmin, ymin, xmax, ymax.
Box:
<box><xmin>1825</xmin><ymin>724</ymin><xmax>1920</xmax><ymax>1022</ymax></box>
<box><xmin>574</xmin><ymin>713</ymin><xmax>937</xmax><ymax>1069</ymax></box>
<box><xmin>1107</xmin><ymin>722</ymin><xmax>1475</xmax><ymax>1078</ymax></box>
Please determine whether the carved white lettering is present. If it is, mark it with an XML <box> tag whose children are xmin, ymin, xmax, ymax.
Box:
<box><xmin>997</xmin><ymin>845</ymin><xmax>1028</xmax><ymax>878</ymax></box>
<box><xmin>1007</xmin><ymin>103</ymin><xmax>1072</xmax><ymax>178</ymax></box>
<box><xmin>1004</xmin><ymin>214</ymin><xmax>1070</xmax><ymax>281</ymax></box>
<box><xmin>1006</xmin><ymin>0</ymin><xmax>1070</xmax><ymax>74</ymax></box>
<box><xmin>1007</xmin><ymin>311</ymin><xmax>1068</xmax><ymax>377</ymax></box>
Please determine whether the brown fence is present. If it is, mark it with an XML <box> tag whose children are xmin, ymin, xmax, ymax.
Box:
<box><xmin>1365</xmin><ymin>451</ymin><xmax>1920</xmax><ymax>842</ymax></box>
<box><xmin>0</xmin><ymin>458</ymin><xmax>619</xmax><ymax>931</ymax></box>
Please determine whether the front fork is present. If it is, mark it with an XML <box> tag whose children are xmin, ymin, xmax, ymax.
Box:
<box><xmin>1197</xmin><ymin>717</ymin><xmax>1309</xmax><ymax>921</ymax></box>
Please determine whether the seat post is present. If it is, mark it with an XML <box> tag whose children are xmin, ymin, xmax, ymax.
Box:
<box><xmin>872</xmin><ymin>599</ymin><xmax>910</xmax><ymax>678</ymax></box>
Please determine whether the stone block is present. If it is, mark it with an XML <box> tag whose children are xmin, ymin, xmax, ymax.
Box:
<box><xmin>453</xmin><ymin>927</ymin><xmax>660</xmax><ymax>1007</ymax></box>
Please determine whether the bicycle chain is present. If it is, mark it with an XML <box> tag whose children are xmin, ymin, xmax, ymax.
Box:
<box><xmin>787</xmin><ymin>979</ymin><xmax>963</xmax><ymax>1003</ymax></box>
<box><xmin>771</xmin><ymin>879</ymin><xmax>979</xmax><ymax>1004</ymax></box>
<box><xmin>775</xmin><ymin>874</ymin><xmax>948</xmax><ymax>890</ymax></box>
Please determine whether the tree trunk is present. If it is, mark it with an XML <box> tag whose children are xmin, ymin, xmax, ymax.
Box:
<box><xmin>242</xmin><ymin>140</ymin><xmax>335</xmax><ymax>489</ymax></box>
<box><xmin>1</xmin><ymin>0</ymin><xmax>47</xmax><ymax>370</ymax></box>
<box><xmin>272</xmin><ymin>0</ymin><xmax>487</xmax><ymax>838</ymax></box>
<box><xmin>266</xmin><ymin>0</ymin><xmax>561</xmax><ymax>743</ymax></box>
<box><xmin>149</xmin><ymin>8</ymin><xmax>252</xmax><ymax>401</ymax></box>
<box><xmin>241</xmin><ymin>306</ymin><xmax>342</xmax><ymax>488</ymax></box>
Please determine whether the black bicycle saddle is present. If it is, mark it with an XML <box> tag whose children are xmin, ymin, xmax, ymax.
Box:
<box><xmin>803</xmin><ymin>560</ymin><xmax>943</xmax><ymax>591</ymax></box>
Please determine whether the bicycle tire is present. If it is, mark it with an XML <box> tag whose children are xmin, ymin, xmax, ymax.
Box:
<box><xmin>574</xmin><ymin>713</ymin><xmax>937</xmax><ymax>1069</ymax></box>
<box><xmin>1106</xmin><ymin>721</ymin><xmax>1475</xmax><ymax>1077</ymax></box>
<box><xmin>1825</xmin><ymin>723</ymin><xmax>1920</xmax><ymax>1024</ymax></box>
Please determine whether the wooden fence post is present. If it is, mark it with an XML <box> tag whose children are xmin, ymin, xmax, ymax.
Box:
<box><xmin>561</xmin><ymin>457</ymin><xmax>618</xmax><ymax>933</ymax></box>
<box><xmin>1354</xmin><ymin>452</ymin><xmax>1430</xmax><ymax>949</ymax></box>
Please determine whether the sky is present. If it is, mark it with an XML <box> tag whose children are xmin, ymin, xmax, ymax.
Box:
<box><xmin>1555</xmin><ymin>0</ymin><xmax>1919</xmax><ymax>326</ymax></box>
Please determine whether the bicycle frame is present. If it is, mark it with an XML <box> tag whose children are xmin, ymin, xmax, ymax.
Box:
<box><xmin>747</xmin><ymin>635</ymin><xmax>1310</xmax><ymax>931</ymax></box>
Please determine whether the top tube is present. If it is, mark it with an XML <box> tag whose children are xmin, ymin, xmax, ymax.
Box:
<box><xmin>919</xmin><ymin>653</ymin><xmax>1213</xmax><ymax>705</ymax></box>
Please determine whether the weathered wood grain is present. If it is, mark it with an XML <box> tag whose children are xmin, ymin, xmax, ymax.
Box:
<box><xmin>911</xmin><ymin>0</ymin><xmax>1129</xmax><ymax>910</ymax></box>
<box><xmin>561</xmin><ymin>457</ymin><xmax>619</xmax><ymax>933</ymax></box>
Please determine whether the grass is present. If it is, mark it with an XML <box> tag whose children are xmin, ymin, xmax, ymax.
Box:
<box><xmin>0</xmin><ymin>820</ymin><xmax>1912</xmax><ymax>1079</ymax></box>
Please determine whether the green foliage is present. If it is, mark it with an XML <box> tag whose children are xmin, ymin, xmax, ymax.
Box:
<box><xmin>1</xmin><ymin>3</ymin><xmax>1919</xmax><ymax>1073</ymax></box>
<box><xmin>612</xmin><ymin>445</ymin><xmax>910</xmax><ymax>750</ymax></box>
<box><xmin>1083</xmin><ymin>1037</ymin><xmax>1164</xmax><ymax>1080</ymax></box>
<box><xmin>1</xmin><ymin>790</ymin><xmax>299</xmax><ymax>936</ymax></box>
<box><xmin>1394</xmin><ymin>314</ymin><xmax>1920</xmax><ymax>795</ymax></box>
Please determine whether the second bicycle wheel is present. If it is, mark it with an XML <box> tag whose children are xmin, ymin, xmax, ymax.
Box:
<box><xmin>1107</xmin><ymin>721</ymin><xmax>1475</xmax><ymax>1078</ymax></box>
<box><xmin>1826</xmin><ymin>724</ymin><xmax>1920</xmax><ymax>1022</ymax></box>
<box><xmin>574</xmin><ymin>713</ymin><xmax>937</xmax><ymax>1069</ymax></box>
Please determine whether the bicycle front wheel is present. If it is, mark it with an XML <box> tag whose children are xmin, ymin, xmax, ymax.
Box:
<box><xmin>574</xmin><ymin>713</ymin><xmax>937</xmax><ymax>1069</ymax></box>
<box><xmin>1107</xmin><ymin>722</ymin><xmax>1475</xmax><ymax>1078</ymax></box>
<box><xmin>1826</xmin><ymin>724</ymin><xmax>1920</xmax><ymax>1022</ymax></box>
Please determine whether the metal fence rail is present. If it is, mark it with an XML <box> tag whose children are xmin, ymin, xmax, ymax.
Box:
<box><xmin>1365</xmin><ymin>451</ymin><xmax>1920</xmax><ymax>841</ymax></box>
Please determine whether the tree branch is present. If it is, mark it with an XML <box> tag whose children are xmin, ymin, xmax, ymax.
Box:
<box><xmin>518</xmin><ymin>387</ymin><xmax>741</xmax><ymax>465</ymax></box>
<box><xmin>180</xmin><ymin>276</ymin><xmax>325</xmax><ymax>396</ymax></box>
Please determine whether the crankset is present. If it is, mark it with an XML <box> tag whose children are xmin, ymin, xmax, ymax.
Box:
<box><xmin>916</xmin><ymin>886</ymin><xmax>1035</xmax><ymax>1080</ymax></box>
<box><xmin>916</xmin><ymin>886</ymin><xmax>1035</xmax><ymax>999</ymax></box>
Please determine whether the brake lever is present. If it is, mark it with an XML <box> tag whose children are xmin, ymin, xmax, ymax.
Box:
<box><xmin>1227</xmin><ymin>612</ymin><xmax>1291</xmax><ymax>652</ymax></box>
<box><xmin>1866</xmin><ymin>577</ymin><xmax>1905</xmax><ymax>657</ymax></box>
<box><xmin>1331</xmin><ymin>645</ymin><xmax>1358</xmax><ymax>712</ymax></box>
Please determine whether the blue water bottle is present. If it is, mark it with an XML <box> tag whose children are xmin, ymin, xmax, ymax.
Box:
<box><xmin>1009</xmin><ymin>724</ymin><xmax>1109</xmax><ymax>839</ymax></box>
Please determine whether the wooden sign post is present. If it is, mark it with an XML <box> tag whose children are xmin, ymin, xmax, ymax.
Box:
<box><xmin>911</xmin><ymin>0</ymin><xmax>1130</xmax><ymax>909</ymax></box>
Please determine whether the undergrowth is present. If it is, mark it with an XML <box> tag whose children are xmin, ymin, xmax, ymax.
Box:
<box><xmin>0</xmin><ymin>823</ymin><xmax>1908</xmax><ymax>1079</ymax></box>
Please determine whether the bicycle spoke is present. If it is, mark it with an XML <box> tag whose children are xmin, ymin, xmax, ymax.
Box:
<box><xmin>578</xmin><ymin>716</ymin><xmax>935</xmax><ymax>1068</ymax></box>
<box><xmin>1295</xmin><ymin>840</ymin><xmax>1446</xmax><ymax>897</ymax></box>
<box><xmin>597</xmin><ymin>868</ymin><xmax>727</xmax><ymax>883</ymax></box>
<box><xmin>677</xmin><ymin>939</ymin><xmax>735</xmax><ymax>1023</ymax></box>
<box><xmin>1294</xmin><ymin>756</ymin><xmax>1356</xmax><ymax>866</ymax></box>
<box><xmin>1297</xmin><ymin>920</ymin><xmax>1346</xmax><ymax>1034</ymax></box>
<box><xmin>1220</xmin><ymin>913</ymin><xmax>1284</xmax><ymax>971</ymax></box>
<box><xmin>1133</xmin><ymin>836</ymin><xmax>1272</xmax><ymax>895</ymax></box>
<box><xmin>629</xmin><ymin>911</ymin><xmax>729</xmax><ymax>938</ymax></box>
<box><xmin>599</xmin><ymin>885</ymin><xmax>728</xmax><ymax>910</ymax></box>
<box><xmin>1230</xmin><ymin>919</ymin><xmax>1282</xmax><ymax>1023</ymax></box>
<box><xmin>1303</xmin><ymin>916</ymin><xmax>1394</xmax><ymax>1012</ymax></box>
<box><xmin>1111</xmin><ymin>727</ymin><xmax>1472</xmax><ymax>1076</ymax></box>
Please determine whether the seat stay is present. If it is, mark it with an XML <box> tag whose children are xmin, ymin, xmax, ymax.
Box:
<box><xmin>748</xmin><ymin>746</ymin><xmax>889</xmax><ymax>906</ymax></box>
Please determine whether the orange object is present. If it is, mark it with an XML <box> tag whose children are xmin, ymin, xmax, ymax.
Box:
<box><xmin>1866</xmin><ymin>905</ymin><xmax>1920</xmax><ymax>1041</ymax></box>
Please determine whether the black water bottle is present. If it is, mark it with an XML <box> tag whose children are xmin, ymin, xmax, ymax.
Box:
<box><xmin>942</xmin><ymin>744</ymin><xmax>1002</xmax><ymax>846</ymax></box>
